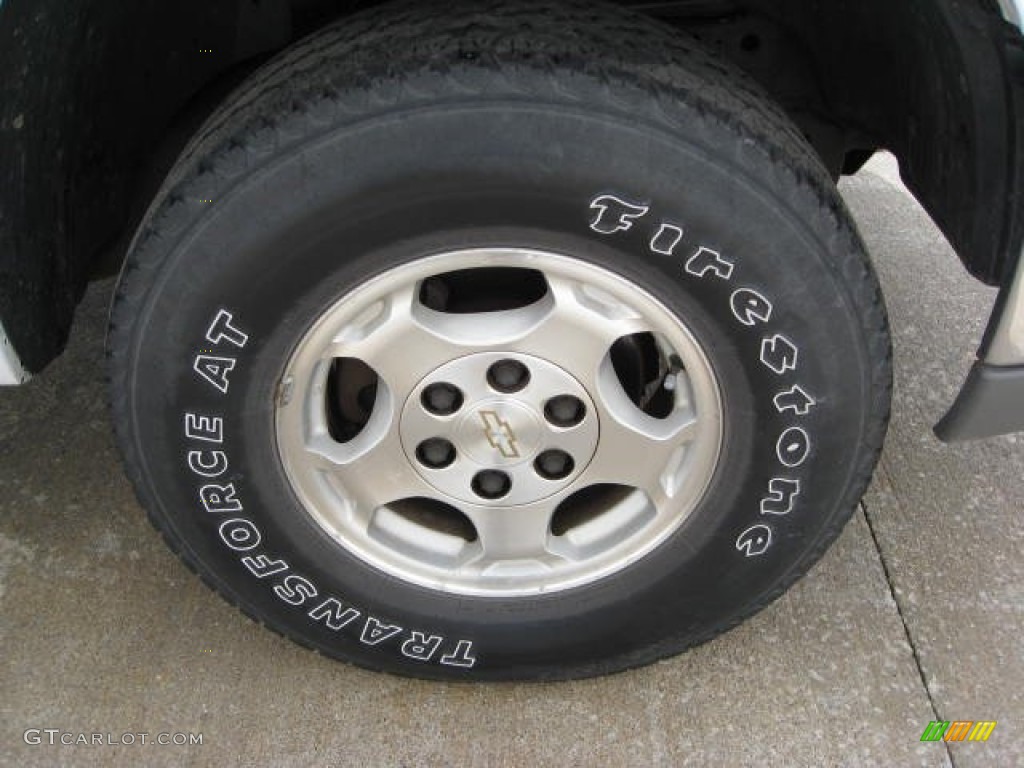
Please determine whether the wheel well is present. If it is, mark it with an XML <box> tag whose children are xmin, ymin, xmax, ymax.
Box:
<box><xmin>1</xmin><ymin>0</ymin><xmax>1020</xmax><ymax>373</ymax></box>
<box><xmin>640</xmin><ymin>0</ymin><xmax>1021</xmax><ymax>290</ymax></box>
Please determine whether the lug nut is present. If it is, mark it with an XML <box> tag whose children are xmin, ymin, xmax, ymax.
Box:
<box><xmin>472</xmin><ymin>470</ymin><xmax>512</xmax><ymax>500</ymax></box>
<box><xmin>544</xmin><ymin>395</ymin><xmax>586</xmax><ymax>428</ymax></box>
<box><xmin>416</xmin><ymin>438</ymin><xmax>456</xmax><ymax>469</ymax></box>
<box><xmin>421</xmin><ymin>383</ymin><xmax>464</xmax><ymax>416</ymax></box>
<box><xmin>534</xmin><ymin>449</ymin><xmax>575</xmax><ymax>480</ymax></box>
<box><xmin>487</xmin><ymin>359</ymin><xmax>530</xmax><ymax>393</ymax></box>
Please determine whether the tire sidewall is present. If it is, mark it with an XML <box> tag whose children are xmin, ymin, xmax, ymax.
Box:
<box><xmin>119</xmin><ymin>94</ymin><xmax>873</xmax><ymax>678</ymax></box>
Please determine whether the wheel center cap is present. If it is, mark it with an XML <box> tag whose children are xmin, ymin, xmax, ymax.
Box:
<box><xmin>400</xmin><ymin>352</ymin><xmax>600</xmax><ymax>506</ymax></box>
<box><xmin>457</xmin><ymin>400</ymin><xmax>542</xmax><ymax>466</ymax></box>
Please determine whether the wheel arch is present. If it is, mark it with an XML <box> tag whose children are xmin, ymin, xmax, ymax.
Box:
<box><xmin>1</xmin><ymin>0</ymin><xmax>1020</xmax><ymax>376</ymax></box>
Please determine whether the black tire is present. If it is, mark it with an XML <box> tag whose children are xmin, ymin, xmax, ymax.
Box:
<box><xmin>109</xmin><ymin>0</ymin><xmax>891</xmax><ymax>680</ymax></box>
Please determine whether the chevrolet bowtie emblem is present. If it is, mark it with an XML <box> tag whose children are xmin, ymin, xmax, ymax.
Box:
<box><xmin>479</xmin><ymin>410</ymin><xmax>520</xmax><ymax>459</ymax></box>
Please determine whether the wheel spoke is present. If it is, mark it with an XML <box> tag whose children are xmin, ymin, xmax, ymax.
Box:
<box><xmin>460</xmin><ymin>500</ymin><xmax>559</xmax><ymax>563</ymax></box>
<box><xmin>581</xmin><ymin>357</ymin><xmax>702</xmax><ymax>497</ymax></box>
<box><xmin>305</xmin><ymin>431</ymin><xmax>428</xmax><ymax>513</ymax></box>
<box><xmin>323</xmin><ymin>285</ymin><xmax>463</xmax><ymax>398</ymax></box>
<box><xmin>513</xmin><ymin>274</ymin><xmax>650</xmax><ymax>380</ymax></box>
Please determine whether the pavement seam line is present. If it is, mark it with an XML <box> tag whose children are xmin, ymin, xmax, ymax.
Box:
<box><xmin>859</xmin><ymin>486</ymin><xmax>956</xmax><ymax>768</ymax></box>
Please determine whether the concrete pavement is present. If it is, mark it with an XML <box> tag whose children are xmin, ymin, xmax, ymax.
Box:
<box><xmin>1</xmin><ymin>155</ymin><xmax>1020</xmax><ymax>767</ymax></box>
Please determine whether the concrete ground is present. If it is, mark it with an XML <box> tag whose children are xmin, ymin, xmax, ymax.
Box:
<box><xmin>1</xmin><ymin>155</ymin><xmax>1021</xmax><ymax>767</ymax></box>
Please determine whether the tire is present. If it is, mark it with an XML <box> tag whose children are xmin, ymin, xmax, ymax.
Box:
<box><xmin>109</xmin><ymin>0</ymin><xmax>891</xmax><ymax>680</ymax></box>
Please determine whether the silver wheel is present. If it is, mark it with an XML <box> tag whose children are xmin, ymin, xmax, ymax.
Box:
<box><xmin>275</xmin><ymin>249</ymin><xmax>723</xmax><ymax>596</ymax></box>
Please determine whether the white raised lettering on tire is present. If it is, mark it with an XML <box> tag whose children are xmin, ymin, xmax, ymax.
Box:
<box><xmin>401</xmin><ymin>632</ymin><xmax>444</xmax><ymax>661</ymax></box>
<box><xmin>193</xmin><ymin>355</ymin><xmax>237</xmax><ymax>394</ymax></box>
<box><xmin>760</xmin><ymin>334</ymin><xmax>799</xmax><ymax>375</ymax></box>
<box><xmin>184</xmin><ymin>413</ymin><xmax>224</xmax><ymax>443</ymax></box>
<box><xmin>205</xmin><ymin>309</ymin><xmax>250</xmax><ymax>348</ymax></box>
<box><xmin>760</xmin><ymin>478</ymin><xmax>800</xmax><ymax>516</ymax></box>
<box><xmin>199</xmin><ymin>483</ymin><xmax>243</xmax><ymax>513</ymax></box>
<box><xmin>776</xmin><ymin>427</ymin><xmax>811</xmax><ymax>468</ymax></box>
<box><xmin>735</xmin><ymin>524</ymin><xmax>772</xmax><ymax>557</ymax></box>
<box><xmin>731</xmin><ymin>288</ymin><xmax>773</xmax><ymax>327</ymax></box>
<box><xmin>773</xmin><ymin>384</ymin><xmax>816</xmax><ymax>416</ymax></box>
<box><xmin>361</xmin><ymin>617</ymin><xmax>403</xmax><ymax>646</ymax></box>
<box><xmin>440</xmin><ymin>640</ymin><xmax>478</xmax><ymax>668</ymax></box>
<box><xmin>684</xmin><ymin>246</ymin><xmax>734</xmax><ymax>281</ymax></box>
<box><xmin>588</xmin><ymin>194</ymin><xmax>649</xmax><ymax>234</ymax></box>
<box><xmin>274</xmin><ymin>574</ymin><xmax>318</xmax><ymax>606</ymax></box>
<box><xmin>187</xmin><ymin>450</ymin><xmax>228</xmax><ymax>478</ymax></box>
<box><xmin>241</xmin><ymin>554</ymin><xmax>289</xmax><ymax>579</ymax></box>
<box><xmin>650</xmin><ymin>222</ymin><xmax>685</xmax><ymax>255</ymax></box>
<box><xmin>308</xmin><ymin>598</ymin><xmax>361</xmax><ymax>631</ymax></box>
<box><xmin>219</xmin><ymin>518</ymin><xmax>262</xmax><ymax>552</ymax></box>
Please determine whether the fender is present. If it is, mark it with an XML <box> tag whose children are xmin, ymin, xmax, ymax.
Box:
<box><xmin>937</xmin><ymin>243</ymin><xmax>1024</xmax><ymax>439</ymax></box>
<box><xmin>935</xmin><ymin>0</ymin><xmax>1024</xmax><ymax>440</ymax></box>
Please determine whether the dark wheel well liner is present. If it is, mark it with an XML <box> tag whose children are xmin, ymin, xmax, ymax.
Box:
<box><xmin>0</xmin><ymin>0</ymin><xmax>1019</xmax><ymax>372</ymax></box>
